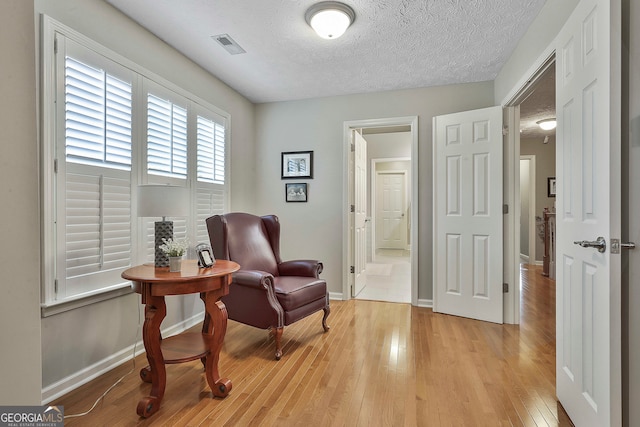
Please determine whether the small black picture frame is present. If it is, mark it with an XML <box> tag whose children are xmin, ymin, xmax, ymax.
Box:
<box><xmin>281</xmin><ymin>151</ymin><xmax>313</xmax><ymax>179</ymax></box>
<box><xmin>196</xmin><ymin>243</ymin><xmax>215</xmax><ymax>268</ymax></box>
<box><xmin>285</xmin><ymin>183</ymin><xmax>308</xmax><ymax>202</ymax></box>
<box><xmin>548</xmin><ymin>177</ymin><xmax>556</xmax><ymax>198</ymax></box>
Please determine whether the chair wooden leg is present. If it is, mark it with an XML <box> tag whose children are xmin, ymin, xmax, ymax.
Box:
<box><xmin>322</xmin><ymin>306</ymin><xmax>330</xmax><ymax>332</ymax></box>
<box><xmin>273</xmin><ymin>327</ymin><xmax>283</xmax><ymax>360</ymax></box>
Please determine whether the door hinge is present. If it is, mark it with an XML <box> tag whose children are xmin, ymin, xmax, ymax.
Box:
<box><xmin>54</xmin><ymin>159</ymin><xmax>58</xmax><ymax>174</ymax></box>
<box><xmin>350</xmin><ymin>266</ymin><xmax>355</xmax><ymax>274</ymax></box>
<box><xmin>503</xmin><ymin>283</ymin><xmax>509</xmax><ymax>293</ymax></box>
<box><xmin>503</xmin><ymin>204</ymin><xmax>509</xmax><ymax>214</ymax></box>
<box><xmin>351</xmin><ymin>143</ymin><xmax>355</xmax><ymax>152</ymax></box>
<box><xmin>54</xmin><ymin>279</ymin><xmax>59</xmax><ymax>294</ymax></box>
<box><xmin>54</xmin><ymin>36</ymin><xmax>58</xmax><ymax>54</ymax></box>
<box><xmin>502</xmin><ymin>126</ymin><xmax>509</xmax><ymax>136</ymax></box>
<box><xmin>350</xmin><ymin>204</ymin><xmax>355</xmax><ymax>213</ymax></box>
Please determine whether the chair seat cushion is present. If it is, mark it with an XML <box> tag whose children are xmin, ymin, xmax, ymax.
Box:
<box><xmin>273</xmin><ymin>276</ymin><xmax>327</xmax><ymax>311</ymax></box>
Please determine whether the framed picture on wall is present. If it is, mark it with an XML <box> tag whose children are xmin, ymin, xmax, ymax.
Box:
<box><xmin>548</xmin><ymin>177</ymin><xmax>556</xmax><ymax>197</ymax></box>
<box><xmin>281</xmin><ymin>151</ymin><xmax>313</xmax><ymax>179</ymax></box>
<box><xmin>285</xmin><ymin>183</ymin><xmax>308</xmax><ymax>202</ymax></box>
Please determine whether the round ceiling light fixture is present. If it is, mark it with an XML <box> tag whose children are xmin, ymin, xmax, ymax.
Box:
<box><xmin>536</xmin><ymin>118</ymin><xmax>557</xmax><ymax>131</ymax></box>
<box><xmin>305</xmin><ymin>1</ymin><xmax>355</xmax><ymax>39</ymax></box>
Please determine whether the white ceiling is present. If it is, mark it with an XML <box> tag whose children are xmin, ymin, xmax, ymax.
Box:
<box><xmin>519</xmin><ymin>63</ymin><xmax>556</xmax><ymax>140</ymax></box>
<box><xmin>105</xmin><ymin>0</ymin><xmax>548</xmax><ymax>105</ymax></box>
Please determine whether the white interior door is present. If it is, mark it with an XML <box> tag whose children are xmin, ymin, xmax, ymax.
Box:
<box><xmin>555</xmin><ymin>0</ymin><xmax>621</xmax><ymax>425</ymax></box>
<box><xmin>376</xmin><ymin>172</ymin><xmax>407</xmax><ymax>249</ymax></box>
<box><xmin>433</xmin><ymin>106</ymin><xmax>503</xmax><ymax>323</ymax></box>
<box><xmin>353</xmin><ymin>130</ymin><xmax>367</xmax><ymax>297</ymax></box>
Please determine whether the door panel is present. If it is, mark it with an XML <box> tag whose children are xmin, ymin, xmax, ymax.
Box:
<box><xmin>433</xmin><ymin>106</ymin><xmax>503</xmax><ymax>323</ymax></box>
<box><xmin>353</xmin><ymin>131</ymin><xmax>367</xmax><ymax>297</ymax></box>
<box><xmin>376</xmin><ymin>172</ymin><xmax>407</xmax><ymax>249</ymax></box>
<box><xmin>555</xmin><ymin>0</ymin><xmax>621</xmax><ymax>425</ymax></box>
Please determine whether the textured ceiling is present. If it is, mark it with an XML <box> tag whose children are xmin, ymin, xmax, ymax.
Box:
<box><xmin>520</xmin><ymin>63</ymin><xmax>556</xmax><ymax>140</ymax></box>
<box><xmin>105</xmin><ymin>0</ymin><xmax>547</xmax><ymax>104</ymax></box>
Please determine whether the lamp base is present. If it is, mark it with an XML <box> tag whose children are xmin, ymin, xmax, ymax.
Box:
<box><xmin>155</xmin><ymin>221</ymin><xmax>173</xmax><ymax>267</ymax></box>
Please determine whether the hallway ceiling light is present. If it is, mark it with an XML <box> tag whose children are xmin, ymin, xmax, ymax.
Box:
<box><xmin>536</xmin><ymin>118</ymin><xmax>557</xmax><ymax>131</ymax></box>
<box><xmin>305</xmin><ymin>1</ymin><xmax>355</xmax><ymax>39</ymax></box>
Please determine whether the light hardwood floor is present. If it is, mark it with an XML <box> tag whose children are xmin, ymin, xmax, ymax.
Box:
<box><xmin>56</xmin><ymin>264</ymin><xmax>573</xmax><ymax>426</ymax></box>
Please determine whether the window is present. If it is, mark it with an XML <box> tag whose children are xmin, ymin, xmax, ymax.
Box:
<box><xmin>42</xmin><ymin>17</ymin><xmax>230</xmax><ymax>311</ymax></box>
<box><xmin>64</xmin><ymin>57</ymin><xmax>132</xmax><ymax>170</ymax></box>
<box><xmin>147</xmin><ymin>93</ymin><xmax>187</xmax><ymax>179</ymax></box>
<box><xmin>197</xmin><ymin>114</ymin><xmax>225</xmax><ymax>184</ymax></box>
<box><xmin>195</xmin><ymin>110</ymin><xmax>227</xmax><ymax>245</ymax></box>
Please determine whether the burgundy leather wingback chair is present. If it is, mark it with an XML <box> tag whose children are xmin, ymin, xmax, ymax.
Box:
<box><xmin>206</xmin><ymin>213</ymin><xmax>330</xmax><ymax>360</ymax></box>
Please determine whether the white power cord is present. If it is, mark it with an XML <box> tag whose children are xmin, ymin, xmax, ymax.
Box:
<box><xmin>64</xmin><ymin>301</ymin><xmax>142</xmax><ymax>419</ymax></box>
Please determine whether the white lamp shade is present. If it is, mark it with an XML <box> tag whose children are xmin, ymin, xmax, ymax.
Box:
<box><xmin>306</xmin><ymin>2</ymin><xmax>355</xmax><ymax>39</ymax></box>
<box><xmin>137</xmin><ymin>185</ymin><xmax>189</xmax><ymax>218</ymax></box>
<box><xmin>310</xmin><ymin>9</ymin><xmax>351</xmax><ymax>39</ymax></box>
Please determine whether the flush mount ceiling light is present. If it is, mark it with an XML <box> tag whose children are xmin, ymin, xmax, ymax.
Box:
<box><xmin>305</xmin><ymin>1</ymin><xmax>355</xmax><ymax>39</ymax></box>
<box><xmin>537</xmin><ymin>118</ymin><xmax>557</xmax><ymax>131</ymax></box>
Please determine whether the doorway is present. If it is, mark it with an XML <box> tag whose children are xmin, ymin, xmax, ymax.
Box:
<box><xmin>342</xmin><ymin>117</ymin><xmax>418</xmax><ymax>305</ymax></box>
<box><xmin>517</xmin><ymin>62</ymin><xmax>556</xmax><ymax>281</ymax></box>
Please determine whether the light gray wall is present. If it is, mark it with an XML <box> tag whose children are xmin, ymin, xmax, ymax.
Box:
<box><xmin>494</xmin><ymin>0</ymin><xmax>580</xmax><ymax>104</ymax></box>
<box><xmin>254</xmin><ymin>83</ymin><xmax>495</xmax><ymax>301</ymax></box>
<box><xmin>30</xmin><ymin>0</ymin><xmax>257</xmax><ymax>394</ymax></box>
<box><xmin>0</xmin><ymin>0</ymin><xmax>42</xmax><ymax>405</ymax></box>
<box><xmin>365</xmin><ymin>132</ymin><xmax>412</xmax><ymax>158</ymax></box>
<box><xmin>520</xmin><ymin>137</ymin><xmax>556</xmax><ymax>262</ymax></box>
<box><xmin>623</xmin><ymin>0</ymin><xmax>639</xmax><ymax>424</ymax></box>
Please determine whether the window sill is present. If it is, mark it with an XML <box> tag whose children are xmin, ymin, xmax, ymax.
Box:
<box><xmin>41</xmin><ymin>283</ymin><xmax>133</xmax><ymax>317</ymax></box>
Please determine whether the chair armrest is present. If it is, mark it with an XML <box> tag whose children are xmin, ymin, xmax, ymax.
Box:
<box><xmin>278</xmin><ymin>260</ymin><xmax>323</xmax><ymax>278</ymax></box>
<box><xmin>233</xmin><ymin>270</ymin><xmax>275</xmax><ymax>291</ymax></box>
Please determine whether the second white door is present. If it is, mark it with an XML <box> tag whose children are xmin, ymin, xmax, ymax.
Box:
<box><xmin>375</xmin><ymin>172</ymin><xmax>407</xmax><ymax>250</ymax></box>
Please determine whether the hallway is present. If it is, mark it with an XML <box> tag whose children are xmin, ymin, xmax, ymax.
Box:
<box><xmin>354</xmin><ymin>248</ymin><xmax>411</xmax><ymax>303</ymax></box>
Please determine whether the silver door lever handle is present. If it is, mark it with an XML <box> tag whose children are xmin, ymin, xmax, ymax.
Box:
<box><xmin>573</xmin><ymin>236</ymin><xmax>606</xmax><ymax>253</ymax></box>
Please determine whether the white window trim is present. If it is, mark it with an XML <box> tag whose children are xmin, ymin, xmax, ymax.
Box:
<box><xmin>40</xmin><ymin>15</ymin><xmax>231</xmax><ymax>314</ymax></box>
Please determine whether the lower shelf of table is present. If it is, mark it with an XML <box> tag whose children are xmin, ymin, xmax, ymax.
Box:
<box><xmin>161</xmin><ymin>332</ymin><xmax>209</xmax><ymax>364</ymax></box>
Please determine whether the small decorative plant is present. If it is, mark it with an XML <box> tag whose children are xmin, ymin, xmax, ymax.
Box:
<box><xmin>159</xmin><ymin>237</ymin><xmax>189</xmax><ymax>257</ymax></box>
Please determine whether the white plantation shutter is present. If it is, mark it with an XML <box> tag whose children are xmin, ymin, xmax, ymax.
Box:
<box><xmin>195</xmin><ymin>112</ymin><xmax>226</xmax><ymax>246</ymax></box>
<box><xmin>44</xmin><ymin>22</ymin><xmax>230</xmax><ymax>308</ymax></box>
<box><xmin>196</xmin><ymin>187</ymin><xmax>225</xmax><ymax>245</ymax></box>
<box><xmin>64</xmin><ymin>48</ymin><xmax>132</xmax><ymax>170</ymax></box>
<box><xmin>197</xmin><ymin>115</ymin><xmax>225</xmax><ymax>184</ymax></box>
<box><xmin>147</xmin><ymin>94</ymin><xmax>188</xmax><ymax>179</ymax></box>
<box><xmin>54</xmin><ymin>37</ymin><xmax>134</xmax><ymax>301</ymax></box>
<box><xmin>64</xmin><ymin>170</ymin><xmax>131</xmax><ymax>297</ymax></box>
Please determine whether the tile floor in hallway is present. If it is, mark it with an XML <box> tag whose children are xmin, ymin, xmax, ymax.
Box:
<box><xmin>355</xmin><ymin>248</ymin><xmax>411</xmax><ymax>303</ymax></box>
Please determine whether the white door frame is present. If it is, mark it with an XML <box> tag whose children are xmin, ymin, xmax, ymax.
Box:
<box><xmin>501</xmin><ymin>50</ymin><xmax>556</xmax><ymax>325</ymax></box>
<box><xmin>371</xmin><ymin>157</ymin><xmax>410</xmax><ymax>257</ymax></box>
<box><xmin>519</xmin><ymin>155</ymin><xmax>537</xmax><ymax>264</ymax></box>
<box><xmin>343</xmin><ymin>116</ymin><xmax>418</xmax><ymax>305</ymax></box>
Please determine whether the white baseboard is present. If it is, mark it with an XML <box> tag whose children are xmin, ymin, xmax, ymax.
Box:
<box><xmin>329</xmin><ymin>291</ymin><xmax>344</xmax><ymax>300</ymax></box>
<box><xmin>41</xmin><ymin>311</ymin><xmax>204</xmax><ymax>404</ymax></box>
<box><xmin>330</xmin><ymin>292</ymin><xmax>431</xmax><ymax>308</ymax></box>
<box><xmin>417</xmin><ymin>299</ymin><xmax>433</xmax><ymax>308</ymax></box>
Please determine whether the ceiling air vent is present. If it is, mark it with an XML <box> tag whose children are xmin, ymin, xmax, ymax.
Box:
<box><xmin>212</xmin><ymin>34</ymin><xmax>246</xmax><ymax>55</ymax></box>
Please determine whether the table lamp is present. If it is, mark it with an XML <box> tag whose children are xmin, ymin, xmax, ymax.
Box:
<box><xmin>137</xmin><ymin>185</ymin><xmax>189</xmax><ymax>267</ymax></box>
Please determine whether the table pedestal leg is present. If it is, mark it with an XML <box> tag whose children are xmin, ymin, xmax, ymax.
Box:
<box><xmin>137</xmin><ymin>295</ymin><xmax>166</xmax><ymax>418</ymax></box>
<box><xmin>201</xmin><ymin>293</ymin><xmax>232</xmax><ymax>397</ymax></box>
